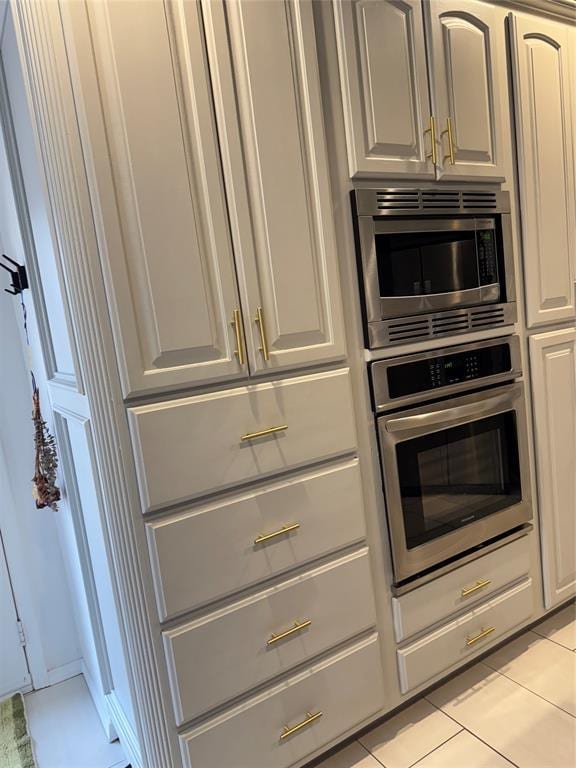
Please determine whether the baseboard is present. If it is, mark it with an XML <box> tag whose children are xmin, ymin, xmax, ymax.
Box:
<box><xmin>80</xmin><ymin>661</ymin><xmax>117</xmax><ymax>742</ymax></box>
<box><xmin>106</xmin><ymin>690</ymin><xmax>142</xmax><ymax>768</ymax></box>
<box><xmin>46</xmin><ymin>658</ymin><xmax>82</xmax><ymax>687</ymax></box>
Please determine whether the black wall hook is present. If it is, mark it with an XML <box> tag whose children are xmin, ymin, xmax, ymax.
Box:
<box><xmin>1</xmin><ymin>254</ymin><xmax>29</xmax><ymax>295</ymax></box>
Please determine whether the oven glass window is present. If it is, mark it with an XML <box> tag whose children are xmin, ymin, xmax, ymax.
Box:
<box><xmin>375</xmin><ymin>230</ymin><xmax>484</xmax><ymax>297</ymax></box>
<box><xmin>396</xmin><ymin>412</ymin><xmax>521</xmax><ymax>550</ymax></box>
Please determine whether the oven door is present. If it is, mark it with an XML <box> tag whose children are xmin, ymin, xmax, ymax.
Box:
<box><xmin>357</xmin><ymin>217</ymin><xmax>500</xmax><ymax>322</ymax></box>
<box><xmin>378</xmin><ymin>382</ymin><xmax>532</xmax><ymax>583</ymax></box>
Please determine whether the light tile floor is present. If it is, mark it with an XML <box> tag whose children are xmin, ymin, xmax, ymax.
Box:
<box><xmin>316</xmin><ymin>602</ymin><xmax>576</xmax><ymax>768</ymax></box>
<box><xmin>24</xmin><ymin>674</ymin><xmax>128</xmax><ymax>768</ymax></box>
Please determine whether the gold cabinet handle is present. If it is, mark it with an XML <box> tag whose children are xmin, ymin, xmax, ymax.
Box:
<box><xmin>231</xmin><ymin>309</ymin><xmax>246</xmax><ymax>366</ymax></box>
<box><xmin>255</xmin><ymin>305</ymin><xmax>270</xmax><ymax>361</ymax></box>
<box><xmin>441</xmin><ymin>116</ymin><xmax>456</xmax><ymax>165</ymax></box>
<box><xmin>424</xmin><ymin>115</ymin><xmax>437</xmax><ymax>166</ymax></box>
<box><xmin>461</xmin><ymin>578</ymin><xmax>492</xmax><ymax>598</ymax></box>
<box><xmin>241</xmin><ymin>424</ymin><xmax>288</xmax><ymax>442</ymax></box>
<box><xmin>254</xmin><ymin>522</ymin><xmax>300</xmax><ymax>545</ymax></box>
<box><xmin>280</xmin><ymin>711</ymin><xmax>323</xmax><ymax>740</ymax></box>
<box><xmin>466</xmin><ymin>626</ymin><xmax>496</xmax><ymax>647</ymax></box>
<box><xmin>267</xmin><ymin>619</ymin><xmax>312</xmax><ymax>646</ymax></box>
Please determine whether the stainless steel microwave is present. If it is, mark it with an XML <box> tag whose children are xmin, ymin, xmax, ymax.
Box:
<box><xmin>353</xmin><ymin>189</ymin><xmax>517</xmax><ymax>348</ymax></box>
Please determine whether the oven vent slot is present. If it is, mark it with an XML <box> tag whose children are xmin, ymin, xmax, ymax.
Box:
<box><xmin>461</xmin><ymin>191</ymin><xmax>498</xmax><ymax>210</ymax></box>
<box><xmin>470</xmin><ymin>306</ymin><xmax>506</xmax><ymax>327</ymax></box>
<box><xmin>387</xmin><ymin>317</ymin><xmax>431</xmax><ymax>343</ymax></box>
<box><xmin>375</xmin><ymin>190</ymin><xmax>420</xmax><ymax>210</ymax></box>
<box><xmin>431</xmin><ymin>311</ymin><xmax>471</xmax><ymax>336</ymax></box>
<box><xmin>420</xmin><ymin>191</ymin><xmax>461</xmax><ymax>209</ymax></box>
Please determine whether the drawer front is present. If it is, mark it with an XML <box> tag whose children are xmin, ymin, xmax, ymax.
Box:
<box><xmin>147</xmin><ymin>459</ymin><xmax>366</xmax><ymax>621</ymax></box>
<box><xmin>129</xmin><ymin>368</ymin><xmax>357</xmax><ymax>512</ymax></box>
<box><xmin>164</xmin><ymin>551</ymin><xmax>375</xmax><ymax>724</ymax></box>
<box><xmin>180</xmin><ymin>634</ymin><xmax>384</xmax><ymax>768</ymax></box>
<box><xmin>392</xmin><ymin>536</ymin><xmax>531</xmax><ymax>642</ymax></box>
<box><xmin>397</xmin><ymin>578</ymin><xmax>533</xmax><ymax>694</ymax></box>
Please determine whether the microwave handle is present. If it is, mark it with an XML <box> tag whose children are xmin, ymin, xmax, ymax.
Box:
<box><xmin>385</xmin><ymin>390</ymin><xmax>516</xmax><ymax>434</ymax></box>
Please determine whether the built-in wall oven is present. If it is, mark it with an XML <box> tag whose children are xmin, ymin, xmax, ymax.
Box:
<box><xmin>354</xmin><ymin>188</ymin><xmax>517</xmax><ymax>348</ymax></box>
<box><xmin>372</xmin><ymin>337</ymin><xmax>532</xmax><ymax>585</ymax></box>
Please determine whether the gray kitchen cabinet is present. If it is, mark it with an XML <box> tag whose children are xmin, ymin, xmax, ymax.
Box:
<box><xmin>69</xmin><ymin>0</ymin><xmax>345</xmax><ymax>396</ymax></box>
<box><xmin>334</xmin><ymin>0</ymin><xmax>507</xmax><ymax>181</ymax></box>
<box><xmin>509</xmin><ymin>13</ymin><xmax>576</xmax><ymax>328</ymax></box>
<box><xmin>203</xmin><ymin>0</ymin><xmax>346</xmax><ymax>376</ymax></box>
<box><xmin>425</xmin><ymin>0</ymin><xmax>508</xmax><ymax>181</ymax></box>
<box><xmin>530</xmin><ymin>328</ymin><xmax>576</xmax><ymax>609</ymax></box>
<box><xmin>333</xmin><ymin>0</ymin><xmax>434</xmax><ymax>178</ymax></box>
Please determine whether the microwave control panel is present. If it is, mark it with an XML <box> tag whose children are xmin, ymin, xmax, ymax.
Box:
<box><xmin>386</xmin><ymin>343</ymin><xmax>512</xmax><ymax>399</ymax></box>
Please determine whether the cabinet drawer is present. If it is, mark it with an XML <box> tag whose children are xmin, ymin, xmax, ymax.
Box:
<box><xmin>180</xmin><ymin>634</ymin><xmax>384</xmax><ymax>768</ymax></box>
<box><xmin>397</xmin><ymin>578</ymin><xmax>533</xmax><ymax>694</ymax></box>
<box><xmin>164</xmin><ymin>551</ymin><xmax>375</xmax><ymax>724</ymax></box>
<box><xmin>392</xmin><ymin>535</ymin><xmax>531</xmax><ymax>642</ymax></box>
<box><xmin>129</xmin><ymin>368</ymin><xmax>356</xmax><ymax>512</ymax></box>
<box><xmin>147</xmin><ymin>459</ymin><xmax>365</xmax><ymax>621</ymax></box>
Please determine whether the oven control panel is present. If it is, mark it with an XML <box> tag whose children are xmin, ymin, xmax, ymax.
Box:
<box><xmin>385</xmin><ymin>343</ymin><xmax>512</xmax><ymax>400</ymax></box>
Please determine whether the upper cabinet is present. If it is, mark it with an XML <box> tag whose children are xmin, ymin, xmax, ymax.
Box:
<box><xmin>509</xmin><ymin>13</ymin><xmax>576</xmax><ymax>328</ymax></box>
<box><xmin>70</xmin><ymin>0</ymin><xmax>244</xmax><ymax>396</ymax></box>
<box><xmin>334</xmin><ymin>0</ymin><xmax>507</xmax><ymax>181</ymax></box>
<box><xmin>334</xmin><ymin>0</ymin><xmax>434</xmax><ymax>178</ymax></box>
<box><xmin>425</xmin><ymin>0</ymin><xmax>507</xmax><ymax>181</ymax></box>
<box><xmin>203</xmin><ymin>0</ymin><xmax>346</xmax><ymax>376</ymax></box>
<box><xmin>67</xmin><ymin>0</ymin><xmax>345</xmax><ymax>396</ymax></box>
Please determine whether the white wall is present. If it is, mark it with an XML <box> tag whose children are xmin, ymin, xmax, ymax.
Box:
<box><xmin>0</xmin><ymin>7</ymin><xmax>137</xmax><ymax>752</ymax></box>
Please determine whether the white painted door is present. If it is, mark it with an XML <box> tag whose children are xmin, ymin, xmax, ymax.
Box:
<box><xmin>333</xmin><ymin>0</ymin><xmax>434</xmax><ymax>178</ymax></box>
<box><xmin>426</xmin><ymin>0</ymin><xmax>507</xmax><ymax>181</ymax></box>
<box><xmin>530</xmin><ymin>328</ymin><xmax>576</xmax><ymax>609</ymax></box>
<box><xmin>509</xmin><ymin>14</ymin><xmax>576</xmax><ymax>328</ymax></box>
<box><xmin>67</xmin><ymin>0</ymin><xmax>245</xmax><ymax>396</ymax></box>
<box><xmin>0</xmin><ymin>531</ymin><xmax>30</xmax><ymax>697</ymax></box>
<box><xmin>203</xmin><ymin>0</ymin><xmax>346</xmax><ymax>376</ymax></box>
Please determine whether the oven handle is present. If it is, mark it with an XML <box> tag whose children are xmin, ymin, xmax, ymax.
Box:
<box><xmin>385</xmin><ymin>390</ymin><xmax>516</xmax><ymax>434</ymax></box>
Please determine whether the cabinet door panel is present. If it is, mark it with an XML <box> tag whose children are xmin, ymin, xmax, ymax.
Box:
<box><xmin>75</xmin><ymin>0</ymin><xmax>243</xmax><ymax>395</ymax></box>
<box><xmin>334</xmin><ymin>0</ymin><xmax>434</xmax><ymax>178</ymax></box>
<box><xmin>427</xmin><ymin>0</ymin><xmax>506</xmax><ymax>180</ymax></box>
<box><xmin>530</xmin><ymin>329</ymin><xmax>576</xmax><ymax>609</ymax></box>
<box><xmin>203</xmin><ymin>0</ymin><xmax>345</xmax><ymax>375</ymax></box>
<box><xmin>510</xmin><ymin>14</ymin><xmax>576</xmax><ymax>327</ymax></box>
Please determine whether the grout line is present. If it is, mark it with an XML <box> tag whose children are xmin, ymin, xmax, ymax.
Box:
<box><xmin>481</xmin><ymin>660</ymin><xmax>576</xmax><ymax>719</ymax></box>
<box><xmin>406</xmin><ymin>730</ymin><xmax>462</xmax><ymax>768</ymax></box>
<box><xmin>355</xmin><ymin>739</ymin><xmax>387</xmax><ymax>768</ymax></box>
<box><xmin>424</xmin><ymin>697</ymin><xmax>520</xmax><ymax>768</ymax></box>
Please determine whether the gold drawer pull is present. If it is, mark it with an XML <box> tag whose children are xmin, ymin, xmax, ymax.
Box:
<box><xmin>267</xmin><ymin>619</ymin><xmax>312</xmax><ymax>646</ymax></box>
<box><xmin>254</xmin><ymin>522</ymin><xmax>300</xmax><ymax>545</ymax></box>
<box><xmin>241</xmin><ymin>424</ymin><xmax>288</xmax><ymax>442</ymax></box>
<box><xmin>441</xmin><ymin>116</ymin><xmax>456</xmax><ymax>165</ymax></box>
<box><xmin>461</xmin><ymin>578</ymin><xmax>492</xmax><ymax>598</ymax></box>
<box><xmin>424</xmin><ymin>114</ymin><xmax>437</xmax><ymax>166</ymax></box>
<box><xmin>280</xmin><ymin>711</ymin><xmax>323</xmax><ymax>740</ymax></box>
<box><xmin>466</xmin><ymin>626</ymin><xmax>496</xmax><ymax>647</ymax></box>
<box><xmin>231</xmin><ymin>309</ymin><xmax>246</xmax><ymax>366</ymax></box>
<box><xmin>255</xmin><ymin>305</ymin><xmax>270</xmax><ymax>361</ymax></box>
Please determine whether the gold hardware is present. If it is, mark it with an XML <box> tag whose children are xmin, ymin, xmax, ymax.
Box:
<box><xmin>231</xmin><ymin>309</ymin><xmax>246</xmax><ymax>366</ymax></box>
<box><xmin>461</xmin><ymin>578</ymin><xmax>492</xmax><ymax>598</ymax></box>
<box><xmin>241</xmin><ymin>424</ymin><xmax>288</xmax><ymax>442</ymax></box>
<box><xmin>424</xmin><ymin>115</ymin><xmax>437</xmax><ymax>166</ymax></box>
<box><xmin>254</xmin><ymin>522</ymin><xmax>300</xmax><ymax>545</ymax></box>
<box><xmin>280</xmin><ymin>711</ymin><xmax>323</xmax><ymax>740</ymax></box>
<box><xmin>267</xmin><ymin>619</ymin><xmax>312</xmax><ymax>646</ymax></box>
<box><xmin>466</xmin><ymin>626</ymin><xmax>496</xmax><ymax>647</ymax></box>
<box><xmin>255</xmin><ymin>305</ymin><xmax>270</xmax><ymax>361</ymax></box>
<box><xmin>441</xmin><ymin>116</ymin><xmax>456</xmax><ymax>165</ymax></box>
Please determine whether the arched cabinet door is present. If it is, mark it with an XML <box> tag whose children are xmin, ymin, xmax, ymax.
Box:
<box><xmin>65</xmin><ymin>0</ymin><xmax>245</xmax><ymax>396</ymax></box>
<box><xmin>426</xmin><ymin>0</ymin><xmax>507</xmax><ymax>181</ymax></box>
<box><xmin>509</xmin><ymin>13</ymin><xmax>576</xmax><ymax>328</ymax></box>
<box><xmin>334</xmin><ymin>0</ymin><xmax>434</xmax><ymax>178</ymax></box>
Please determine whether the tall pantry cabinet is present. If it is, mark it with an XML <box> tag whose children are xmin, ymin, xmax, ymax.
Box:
<box><xmin>59</xmin><ymin>1</ymin><xmax>381</xmax><ymax>767</ymax></box>
<box><xmin>509</xmin><ymin>13</ymin><xmax>576</xmax><ymax>608</ymax></box>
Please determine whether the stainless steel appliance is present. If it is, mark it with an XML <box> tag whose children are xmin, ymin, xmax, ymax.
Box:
<box><xmin>372</xmin><ymin>336</ymin><xmax>532</xmax><ymax>584</ymax></box>
<box><xmin>354</xmin><ymin>188</ymin><xmax>517</xmax><ymax>348</ymax></box>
